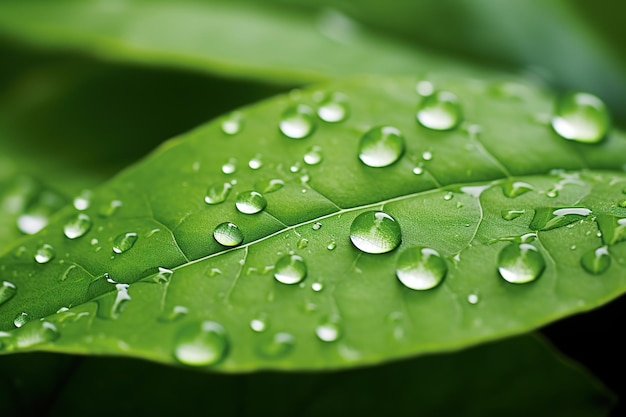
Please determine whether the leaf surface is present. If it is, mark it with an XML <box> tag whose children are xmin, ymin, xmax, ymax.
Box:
<box><xmin>1</xmin><ymin>74</ymin><xmax>626</xmax><ymax>371</ymax></box>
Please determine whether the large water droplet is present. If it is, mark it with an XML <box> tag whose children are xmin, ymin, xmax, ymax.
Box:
<box><xmin>63</xmin><ymin>213</ymin><xmax>92</xmax><ymax>239</ymax></box>
<box><xmin>112</xmin><ymin>232</ymin><xmax>138</xmax><ymax>254</ymax></box>
<box><xmin>220</xmin><ymin>112</ymin><xmax>244</xmax><ymax>135</ymax></box>
<box><xmin>0</xmin><ymin>281</ymin><xmax>17</xmax><ymax>306</ymax></box>
<box><xmin>235</xmin><ymin>191</ymin><xmax>267</xmax><ymax>214</ymax></box>
<box><xmin>396</xmin><ymin>246</ymin><xmax>447</xmax><ymax>290</ymax></box>
<box><xmin>14</xmin><ymin>312</ymin><xmax>31</xmax><ymax>328</ymax></box>
<box><xmin>497</xmin><ymin>243</ymin><xmax>545</xmax><ymax>284</ymax></box>
<box><xmin>350</xmin><ymin>211</ymin><xmax>401</xmax><ymax>254</ymax></box>
<box><xmin>303</xmin><ymin>146</ymin><xmax>323</xmax><ymax>165</ymax></box>
<box><xmin>316</xmin><ymin>321</ymin><xmax>341</xmax><ymax>342</ymax></box>
<box><xmin>34</xmin><ymin>243</ymin><xmax>55</xmax><ymax>264</ymax></box>
<box><xmin>174</xmin><ymin>321</ymin><xmax>228</xmax><ymax>366</ymax></box>
<box><xmin>551</xmin><ymin>92</ymin><xmax>610</xmax><ymax>143</ymax></box>
<box><xmin>530</xmin><ymin>207</ymin><xmax>592</xmax><ymax>231</ymax></box>
<box><xmin>205</xmin><ymin>182</ymin><xmax>232</xmax><ymax>205</ymax></box>
<box><xmin>257</xmin><ymin>332</ymin><xmax>295</xmax><ymax>358</ymax></box>
<box><xmin>256</xmin><ymin>178</ymin><xmax>284</xmax><ymax>194</ymax></box>
<box><xmin>213</xmin><ymin>222</ymin><xmax>244</xmax><ymax>247</ymax></box>
<box><xmin>274</xmin><ymin>254</ymin><xmax>307</xmax><ymax>284</ymax></box>
<box><xmin>316</xmin><ymin>92</ymin><xmax>349</xmax><ymax>123</ymax></box>
<box><xmin>358</xmin><ymin>126</ymin><xmax>405</xmax><ymax>168</ymax></box>
<box><xmin>279</xmin><ymin>104</ymin><xmax>316</xmax><ymax>139</ymax></box>
<box><xmin>581</xmin><ymin>246</ymin><xmax>610</xmax><ymax>275</ymax></box>
<box><xmin>416</xmin><ymin>91</ymin><xmax>462</xmax><ymax>130</ymax></box>
<box><xmin>502</xmin><ymin>181</ymin><xmax>534</xmax><ymax>198</ymax></box>
<box><xmin>501</xmin><ymin>209</ymin><xmax>525</xmax><ymax>221</ymax></box>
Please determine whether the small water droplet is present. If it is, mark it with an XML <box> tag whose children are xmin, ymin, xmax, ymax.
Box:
<box><xmin>174</xmin><ymin>321</ymin><xmax>228</xmax><ymax>366</ymax></box>
<box><xmin>72</xmin><ymin>189</ymin><xmax>92</xmax><ymax>211</ymax></box>
<box><xmin>207</xmin><ymin>267</ymin><xmax>222</xmax><ymax>277</ymax></box>
<box><xmin>358</xmin><ymin>126</ymin><xmax>405</xmax><ymax>168</ymax></box>
<box><xmin>303</xmin><ymin>146</ymin><xmax>323</xmax><ymax>165</ymax></box>
<box><xmin>257</xmin><ymin>332</ymin><xmax>295</xmax><ymax>358</ymax></box>
<box><xmin>274</xmin><ymin>254</ymin><xmax>307</xmax><ymax>284</ymax></box>
<box><xmin>530</xmin><ymin>207</ymin><xmax>592</xmax><ymax>231</ymax></box>
<box><xmin>14</xmin><ymin>312</ymin><xmax>31</xmax><ymax>328</ymax></box>
<box><xmin>63</xmin><ymin>213</ymin><xmax>92</xmax><ymax>239</ymax></box>
<box><xmin>551</xmin><ymin>92</ymin><xmax>610</xmax><ymax>143</ymax></box>
<box><xmin>497</xmin><ymin>243</ymin><xmax>545</xmax><ymax>284</ymax></box>
<box><xmin>221</xmin><ymin>159</ymin><xmax>237</xmax><ymax>174</ymax></box>
<box><xmin>422</xmin><ymin>151</ymin><xmax>433</xmax><ymax>161</ymax></box>
<box><xmin>153</xmin><ymin>267</ymin><xmax>174</xmax><ymax>284</ymax></box>
<box><xmin>316</xmin><ymin>321</ymin><xmax>341</xmax><ymax>342</ymax></box>
<box><xmin>99</xmin><ymin>199</ymin><xmax>123</xmax><ymax>217</ymax></box>
<box><xmin>416</xmin><ymin>80</ymin><xmax>435</xmax><ymax>96</ymax></box>
<box><xmin>213</xmin><ymin>222</ymin><xmax>244</xmax><ymax>247</ymax></box>
<box><xmin>327</xmin><ymin>240</ymin><xmax>336</xmax><ymax>251</ymax></box>
<box><xmin>290</xmin><ymin>162</ymin><xmax>301</xmax><ymax>173</ymax></box>
<box><xmin>221</xmin><ymin>112</ymin><xmax>244</xmax><ymax>135</ymax></box>
<box><xmin>248</xmin><ymin>156</ymin><xmax>263</xmax><ymax>170</ymax></box>
<box><xmin>297</xmin><ymin>238</ymin><xmax>309</xmax><ymax>249</ymax></box>
<box><xmin>416</xmin><ymin>91</ymin><xmax>462</xmax><ymax>130</ymax></box>
<box><xmin>235</xmin><ymin>191</ymin><xmax>267</xmax><ymax>214</ymax></box>
<box><xmin>312</xmin><ymin>222</ymin><xmax>322</xmax><ymax>230</ymax></box>
<box><xmin>502</xmin><ymin>181</ymin><xmax>534</xmax><ymax>198</ymax></box>
<box><xmin>546</xmin><ymin>189</ymin><xmax>559</xmax><ymax>198</ymax></box>
<box><xmin>467</xmin><ymin>293</ymin><xmax>480</xmax><ymax>305</ymax></box>
<box><xmin>112</xmin><ymin>232</ymin><xmax>138</xmax><ymax>254</ymax></box>
<box><xmin>596</xmin><ymin>216</ymin><xmax>626</xmax><ymax>245</ymax></box>
<box><xmin>250</xmin><ymin>317</ymin><xmax>267</xmax><ymax>333</ymax></box>
<box><xmin>443</xmin><ymin>192</ymin><xmax>453</xmax><ymax>201</ymax></box>
<box><xmin>159</xmin><ymin>305</ymin><xmax>188</xmax><ymax>322</ymax></box>
<box><xmin>257</xmin><ymin>178</ymin><xmax>284</xmax><ymax>194</ymax></box>
<box><xmin>412</xmin><ymin>165</ymin><xmax>424</xmax><ymax>175</ymax></box>
<box><xmin>311</xmin><ymin>282</ymin><xmax>324</xmax><ymax>292</ymax></box>
<box><xmin>205</xmin><ymin>182</ymin><xmax>232</xmax><ymax>205</ymax></box>
<box><xmin>0</xmin><ymin>281</ymin><xmax>17</xmax><ymax>306</ymax></box>
<box><xmin>396</xmin><ymin>247</ymin><xmax>447</xmax><ymax>290</ymax></box>
<box><xmin>279</xmin><ymin>104</ymin><xmax>316</xmax><ymax>139</ymax></box>
<box><xmin>34</xmin><ymin>243</ymin><xmax>55</xmax><ymax>264</ymax></box>
<box><xmin>317</xmin><ymin>93</ymin><xmax>349</xmax><ymax>123</ymax></box>
<box><xmin>350</xmin><ymin>211</ymin><xmax>401</xmax><ymax>254</ymax></box>
<box><xmin>581</xmin><ymin>246</ymin><xmax>610</xmax><ymax>275</ymax></box>
<box><xmin>502</xmin><ymin>209</ymin><xmax>525</xmax><ymax>221</ymax></box>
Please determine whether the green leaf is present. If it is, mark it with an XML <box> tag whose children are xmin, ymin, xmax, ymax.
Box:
<box><xmin>0</xmin><ymin>335</ymin><xmax>616</xmax><ymax>417</ymax></box>
<box><xmin>1</xmin><ymin>74</ymin><xmax>625</xmax><ymax>371</ymax></box>
<box><xmin>0</xmin><ymin>0</ymin><xmax>491</xmax><ymax>85</ymax></box>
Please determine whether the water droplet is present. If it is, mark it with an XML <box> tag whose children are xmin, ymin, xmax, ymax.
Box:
<box><xmin>422</xmin><ymin>151</ymin><xmax>433</xmax><ymax>161</ymax></box>
<box><xmin>205</xmin><ymin>182</ymin><xmax>232</xmax><ymax>205</ymax></box>
<box><xmin>327</xmin><ymin>240</ymin><xmax>336</xmax><ymax>251</ymax></box>
<box><xmin>290</xmin><ymin>162</ymin><xmax>301</xmax><ymax>173</ymax></box>
<box><xmin>257</xmin><ymin>332</ymin><xmax>295</xmax><ymax>358</ymax></box>
<box><xmin>596</xmin><ymin>216</ymin><xmax>626</xmax><ymax>245</ymax></box>
<box><xmin>316</xmin><ymin>321</ymin><xmax>341</xmax><ymax>342</ymax></box>
<box><xmin>17</xmin><ymin>213</ymin><xmax>48</xmax><ymax>235</ymax></box>
<box><xmin>159</xmin><ymin>305</ymin><xmax>188</xmax><ymax>322</ymax></box>
<box><xmin>213</xmin><ymin>222</ymin><xmax>244</xmax><ymax>247</ymax></box>
<box><xmin>0</xmin><ymin>281</ymin><xmax>17</xmax><ymax>306</ymax></box>
<box><xmin>297</xmin><ymin>238</ymin><xmax>309</xmax><ymax>249</ymax></box>
<box><xmin>279</xmin><ymin>104</ymin><xmax>316</xmax><ymax>139</ymax></box>
<box><xmin>358</xmin><ymin>126</ymin><xmax>405</xmax><ymax>168</ymax></box>
<box><xmin>416</xmin><ymin>80</ymin><xmax>435</xmax><ymax>96</ymax></box>
<box><xmin>99</xmin><ymin>199</ymin><xmax>123</xmax><ymax>217</ymax></box>
<box><xmin>396</xmin><ymin>246</ymin><xmax>447</xmax><ymax>290</ymax></box>
<box><xmin>551</xmin><ymin>92</ymin><xmax>610</xmax><ymax>143</ymax></box>
<box><xmin>443</xmin><ymin>192</ymin><xmax>453</xmax><ymax>201</ymax></box>
<box><xmin>350</xmin><ymin>211</ymin><xmax>401</xmax><ymax>254</ymax></box>
<box><xmin>221</xmin><ymin>159</ymin><xmax>237</xmax><ymax>174</ymax></box>
<box><xmin>250</xmin><ymin>317</ymin><xmax>267</xmax><ymax>332</ymax></box>
<box><xmin>14</xmin><ymin>312</ymin><xmax>31</xmax><ymax>328</ymax></box>
<box><xmin>221</xmin><ymin>112</ymin><xmax>244</xmax><ymax>135</ymax></box>
<box><xmin>248</xmin><ymin>156</ymin><xmax>263</xmax><ymax>170</ymax></box>
<box><xmin>12</xmin><ymin>321</ymin><xmax>59</xmax><ymax>349</ymax></box>
<box><xmin>174</xmin><ymin>321</ymin><xmax>228</xmax><ymax>366</ymax></box>
<box><xmin>312</xmin><ymin>222</ymin><xmax>322</xmax><ymax>230</ymax></box>
<box><xmin>416</xmin><ymin>91</ymin><xmax>462</xmax><ymax>130</ymax></box>
<box><xmin>412</xmin><ymin>165</ymin><xmax>424</xmax><ymax>175</ymax></box>
<box><xmin>257</xmin><ymin>178</ymin><xmax>284</xmax><ymax>194</ymax></box>
<box><xmin>63</xmin><ymin>213</ymin><xmax>92</xmax><ymax>239</ymax></box>
<box><xmin>530</xmin><ymin>207</ymin><xmax>591</xmax><ymax>231</ymax></box>
<box><xmin>497</xmin><ymin>243</ymin><xmax>545</xmax><ymax>284</ymax></box>
<box><xmin>618</xmin><ymin>200</ymin><xmax>626</xmax><ymax>208</ymax></box>
<box><xmin>235</xmin><ymin>191</ymin><xmax>267</xmax><ymax>214</ymax></box>
<box><xmin>502</xmin><ymin>209</ymin><xmax>525</xmax><ymax>221</ymax></box>
<box><xmin>581</xmin><ymin>246</ymin><xmax>610</xmax><ymax>275</ymax></box>
<box><xmin>34</xmin><ymin>243</ymin><xmax>55</xmax><ymax>264</ymax></box>
<box><xmin>546</xmin><ymin>189</ymin><xmax>559</xmax><ymax>198</ymax></box>
<box><xmin>73</xmin><ymin>189</ymin><xmax>92</xmax><ymax>211</ymax></box>
<box><xmin>303</xmin><ymin>146</ymin><xmax>323</xmax><ymax>165</ymax></box>
<box><xmin>316</xmin><ymin>93</ymin><xmax>349</xmax><ymax>123</ymax></box>
<box><xmin>502</xmin><ymin>181</ymin><xmax>534</xmax><ymax>198</ymax></box>
<box><xmin>153</xmin><ymin>267</ymin><xmax>174</xmax><ymax>284</ymax></box>
<box><xmin>311</xmin><ymin>282</ymin><xmax>324</xmax><ymax>292</ymax></box>
<box><xmin>112</xmin><ymin>232</ymin><xmax>138</xmax><ymax>254</ymax></box>
<box><xmin>467</xmin><ymin>293</ymin><xmax>480</xmax><ymax>305</ymax></box>
<box><xmin>274</xmin><ymin>254</ymin><xmax>307</xmax><ymax>284</ymax></box>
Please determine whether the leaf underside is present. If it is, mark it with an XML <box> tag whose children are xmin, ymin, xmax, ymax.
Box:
<box><xmin>1</xmin><ymin>74</ymin><xmax>626</xmax><ymax>372</ymax></box>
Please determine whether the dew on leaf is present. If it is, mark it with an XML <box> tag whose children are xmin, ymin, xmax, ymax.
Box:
<box><xmin>327</xmin><ymin>240</ymin><xmax>337</xmax><ymax>251</ymax></box>
<box><xmin>551</xmin><ymin>92</ymin><xmax>610</xmax><ymax>143</ymax></box>
<box><xmin>63</xmin><ymin>213</ymin><xmax>92</xmax><ymax>239</ymax></box>
<box><xmin>221</xmin><ymin>159</ymin><xmax>237</xmax><ymax>174</ymax></box>
<box><xmin>112</xmin><ymin>232</ymin><xmax>138</xmax><ymax>254</ymax></box>
<box><xmin>358</xmin><ymin>126</ymin><xmax>405</xmax><ymax>168</ymax></box>
<box><xmin>213</xmin><ymin>222</ymin><xmax>244</xmax><ymax>247</ymax></box>
<box><xmin>412</xmin><ymin>165</ymin><xmax>424</xmax><ymax>175</ymax></box>
<box><xmin>311</xmin><ymin>282</ymin><xmax>324</xmax><ymax>292</ymax></box>
<box><xmin>205</xmin><ymin>182</ymin><xmax>232</xmax><ymax>205</ymax></box>
<box><xmin>467</xmin><ymin>293</ymin><xmax>480</xmax><ymax>305</ymax></box>
<box><xmin>250</xmin><ymin>317</ymin><xmax>267</xmax><ymax>333</ymax></box>
<box><xmin>316</xmin><ymin>321</ymin><xmax>341</xmax><ymax>342</ymax></box>
<box><xmin>497</xmin><ymin>243</ymin><xmax>545</xmax><ymax>284</ymax></box>
<box><xmin>581</xmin><ymin>246</ymin><xmax>611</xmax><ymax>275</ymax></box>
<box><xmin>303</xmin><ymin>146</ymin><xmax>323</xmax><ymax>165</ymax></box>
<box><xmin>274</xmin><ymin>254</ymin><xmax>307</xmax><ymax>285</ymax></box>
<box><xmin>174</xmin><ymin>321</ymin><xmax>228</xmax><ymax>366</ymax></box>
<box><xmin>416</xmin><ymin>80</ymin><xmax>435</xmax><ymax>96</ymax></box>
<box><xmin>13</xmin><ymin>312</ymin><xmax>31</xmax><ymax>328</ymax></box>
<box><xmin>0</xmin><ymin>281</ymin><xmax>17</xmax><ymax>306</ymax></box>
<box><xmin>396</xmin><ymin>246</ymin><xmax>447</xmax><ymax>290</ymax></box>
<box><xmin>99</xmin><ymin>199</ymin><xmax>123</xmax><ymax>217</ymax></box>
<box><xmin>72</xmin><ymin>189</ymin><xmax>92</xmax><ymax>211</ymax></box>
<box><xmin>12</xmin><ymin>321</ymin><xmax>59</xmax><ymax>350</ymax></box>
<box><xmin>312</xmin><ymin>222</ymin><xmax>322</xmax><ymax>230</ymax></box>
<box><xmin>297</xmin><ymin>238</ymin><xmax>309</xmax><ymax>249</ymax></box>
<box><xmin>530</xmin><ymin>207</ymin><xmax>591</xmax><ymax>231</ymax></box>
<box><xmin>257</xmin><ymin>332</ymin><xmax>295</xmax><ymax>359</ymax></box>
<box><xmin>416</xmin><ymin>91</ymin><xmax>462</xmax><ymax>130</ymax></box>
<box><xmin>316</xmin><ymin>92</ymin><xmax>349</xmax><ymax>123</ymax></box>
<box><xmin>17</xmin><ymin>213</ymin><xmax>48</xmax><ymax>235</ymax></box>
<box><xmin>235</xmin><ymin>191</ymin><xmax>267</xmax><ymax>214</ymax></box>
<box><xmin>350</xmin><ymin>211</ymin><xmax>401</xmax><ymax>254</ymax></box>
<box><xmin>596</xmin><ymin>216</ymin><xmax>626</xmax><ymax>246</ymax></box>
<box><xmin>502</xmin><ymin>181</ymin><xmax>534</xmax><ymax>198</ymax></box>
<box><xmin>153</xmin><ymin>267</ymin><xmax>174</xmax><ymax>284</ymax></box>
<box><xmin>618</xmin><ymin>200</ymin><xmax>626</xmax><ymax>208</ymax></box>
<box><xmin>256</xmin><ymin>178</ymin><xmax>284</xmax><ymax>194</ymax></box>
<box><xmin>220</xmin><ymin>112</ymin><xmax>244</xmax><ymax>135</ymax></box>
<box><xmin>34</xmin><ymin>243</ymin><xmax>55</xmax><ymax>264</ymax></box>
<box><xmin>501</xmin><ymin>209</ymin><xmax>525</xmax><ymax>221</ymax></box>
<box><xmin>159</xmin><ymin>305</ymin><xmax>189</xmax><ymax>323</ymax></box>
<box><xmin>248</xmin><ymin>156</ymin><xmax>263</xmax><ymax>170</ymax></box>
<box><xmin>422</xmin><ymin>151</ymin><xmax>433</xmax><ymax>161</ymax></box>
<box><xmin>279</xmin><ymin>104</ymin><xmax>316</xmax><ymax>139</ymax></box>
